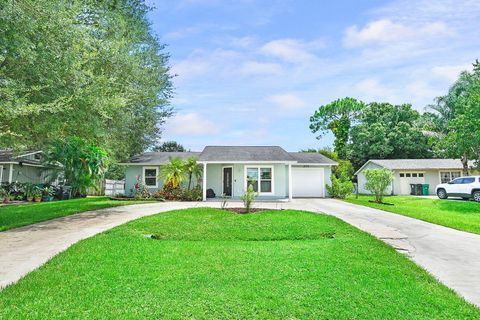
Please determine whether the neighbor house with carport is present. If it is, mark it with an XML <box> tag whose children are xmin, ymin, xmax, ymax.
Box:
<box><xmin>122</xmin><ymin>146</ymin><xmax>337</xmax><ymax>201</ymax></box>
<box><xmin>355</xmin><ymin>159</ymin><xmax>473</xmax><ymax>195</ymax></box>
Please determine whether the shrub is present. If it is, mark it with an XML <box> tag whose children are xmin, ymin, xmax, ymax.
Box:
<box><xmin>364</xmin><ymin>169</ymin><xmax>395</xmax><ymax>203</ymax></box>
<box><xmin>132</xmin><ymin>176</ymin><xmax>152</xmax><ymax>200</ymax></box>
<box><xmin>326</xmin><ymin>174</ymin><xmax>353</xmax><ymax>199</ymax></box>
<box><xmin>241</xmin><ymin>184</ymin><xmax>257</xmax><ymax>213</ymax></box>
<box><xmin>181</xmin><ymin>186</ymin><xmax>202</xmax><ymax>201</ymax></box>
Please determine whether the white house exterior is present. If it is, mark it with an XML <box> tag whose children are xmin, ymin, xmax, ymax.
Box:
<box><xmin>122</xmin><ymin>146</ymin><xmax>337</xmax><ymax>201</ymax></box>
<box><xmin>355</xmin><ymin>159</ymin><xmax>471</xmax><ymax>195</ymax></box>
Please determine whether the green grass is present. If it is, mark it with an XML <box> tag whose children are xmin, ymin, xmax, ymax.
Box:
<box><xmin>0</xmin><ymin>197</ymin><xmax>152</xmax><ymax>231</ymax></box>
<box><xmin>0</xmin><ymin>208</ymin><xmax>478</xmax><ymax>319</ymax></box>
<box><xmin>345</xmin><ymin>195</ymin><xmax>480</xmax><ymax>234</ymax></box>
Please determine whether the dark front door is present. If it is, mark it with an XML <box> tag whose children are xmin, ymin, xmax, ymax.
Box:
<box><xmin>223</xmin><ymin>167</ymin><xmax>233</xmax><ymax>196</ymax></box>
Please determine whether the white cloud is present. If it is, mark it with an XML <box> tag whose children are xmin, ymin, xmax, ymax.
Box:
<box><xmin>353</xmin><ymin>78</ymin><xmax>400</xmax><ymax>104</ymax></box>
<box><xmin>267</xmin><ymin>93</ymin><xmax>306</xmax><ymax>110</ymax></box>
<box><xmin>260</xmin><ymin>38</ymin><xmax>324</xmax><ymax>64</ymax></box>
<box><xmin>343</xmin><ymin>19</ymin><xmax>451</xmax><ymax>48</ymax></box>
<box><xmin>431</xmin><ymin>64</ymin><xmax>471</xmax><ymax>82</ymax></box>
<box><xmin>165</xmin><ymin>112</ymin><xmax>220</xmax><ymax>135</ymax></box>
<box><xmin>239</xmin><ymin>61</ymin><xmax>283</xmax><ymax>76</ymax></box>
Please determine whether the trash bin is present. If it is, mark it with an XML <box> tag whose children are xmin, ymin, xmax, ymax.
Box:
<box><xmin>410</xmin><ymin>184</ymin><xmax>416</xmax><ymax>195</ymax></box>
<box><xmin>416</xmin><ymin>184</ymin><xmax>423</xmax><ymax>195</ymax></box>
<box><xmin>422</xmin><ymin>184</ymin><xmax>429</xmax><ymax>195</ymax></box>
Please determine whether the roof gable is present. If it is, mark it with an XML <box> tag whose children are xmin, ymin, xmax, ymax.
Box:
<box><xmin>355</xmin><ymin>159</ymin><xmax>473</xmax><ymax>174</ymax></box>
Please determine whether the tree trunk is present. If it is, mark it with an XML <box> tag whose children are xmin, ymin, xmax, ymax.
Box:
<box><xmin>188</xmin><ymin>173</ymin><xmax>192</xmax><ymax>190</ymax></box>
<box><xmin>461</xmin><ymin>154</ymin><xmax>469</xmax><ymax>175</ymax></box>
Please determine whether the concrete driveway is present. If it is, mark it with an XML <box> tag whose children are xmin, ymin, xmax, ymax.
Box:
<box><xmin>1</xmin><ymin>199</ymin><xmax>479</xmax><ymax>307</ymax></box>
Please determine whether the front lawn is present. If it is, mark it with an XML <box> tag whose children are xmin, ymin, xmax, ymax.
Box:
<box><xmin>0</xmin><ymin>197</ymin><xmax>151</xmax><ymax>231</ymax></box>
<box><xmin>346</xmin><ymin>195</ymin><xmax>480</xmax><ymax>235</ymax></box>
<box><xmin>0</xmin><ymin>208</ymin><xmax>477</xmax><ymax>319</ymax></box>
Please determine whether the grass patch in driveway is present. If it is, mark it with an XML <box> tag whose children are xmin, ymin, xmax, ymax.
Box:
<box><xmin>0</xmin><ymin>208</ymin><xmax>478</xmax><ymax>319</ymax></box>
<box><xmin>345</xmin><ymin>195</ymin><xmax>480</xmax><ymax>235</ymax></box>
<box><xmin>0</xmin><ymin>197</ymin><xmax>152</xmax><ymax>231</ymax></box>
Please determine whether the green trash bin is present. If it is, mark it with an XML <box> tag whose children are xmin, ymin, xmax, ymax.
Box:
<box><xmin>422</xmin><ymin>184</ymin><xmax>429</xmax><ymax>195</ymax></box>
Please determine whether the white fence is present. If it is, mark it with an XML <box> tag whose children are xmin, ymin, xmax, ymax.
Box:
<box><xmin>104</xmin><ymin>179</ymin><xmax>125</xmax><ymax>196</ymax></box>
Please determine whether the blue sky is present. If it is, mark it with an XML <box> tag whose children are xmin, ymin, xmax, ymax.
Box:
<box><xmin>147</xmin><ymin>0</ymin><xmax>480</xmax><ymax>151</ymax></box>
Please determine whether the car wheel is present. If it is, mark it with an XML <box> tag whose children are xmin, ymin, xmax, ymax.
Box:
<box><xmin>473</xmin><ymin>191</ymin><xmax>480</xmax><ymax>202</ymax></box>
<box><xmin>437</xmin><ymin>189</ymin><xmax>448</xmax><ymax>199</ymax></box>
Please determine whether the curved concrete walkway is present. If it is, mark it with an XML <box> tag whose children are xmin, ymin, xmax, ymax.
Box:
<box><xmin>0</xmin><ymin>199</ymin><xmax>479</xmax><ymax>307</ymax></box>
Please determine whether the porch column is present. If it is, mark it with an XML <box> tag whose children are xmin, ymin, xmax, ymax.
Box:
<box><xmin>202</xmin><ymin>162</ymin><xmax>207</xmax><ymax>201</ymax></box>
<box><xmin>8</xmin><ymin>164</ymin><xmax>13</xmax><ymax>183</ymax></box>
<box><xmin>288</xmin><ymin>163</ymin><xmax>292</xmax><ymax>201</ymax></box>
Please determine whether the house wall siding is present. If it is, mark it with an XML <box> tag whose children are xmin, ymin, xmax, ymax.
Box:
<box><xmin>0</xmin><ymin>164</ymin><xmax>49</xmax><ymax>185</ymax></box>
<box><xmin>357</xmin><ymin>162</ymin><xmax>393</xmax><ymax>195</ymax></box>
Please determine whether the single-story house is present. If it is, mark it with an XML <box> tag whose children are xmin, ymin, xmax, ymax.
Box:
<box><xmin>0</xmin><ymin>150</ymin><xmax>53</xmax><ymax>185</ymax></box>
<box><xmin>122</xmin><ymin>146</ymin><xmax>337</xmax><ymax>201</ymax></box>
<box><xmin>355</xmin><ymin>159</ymin><xmax>473</xmax><ymax>195</ymax></box>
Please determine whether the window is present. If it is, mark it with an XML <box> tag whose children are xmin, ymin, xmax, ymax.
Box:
<box><xmin>412</xmin><ymin>173</ymin><xmax>418</xmax><ymax>177</ymax></box>
<box><xmin>440</xmin><ymin>171</ymin><xmax>462</xmax><ymax>184</ymax></box>
<box><xmin>419</xmin><ymin>173</ymin><xmax>424</xmax><ymax>177</ymax></box>
<box><xmin>462</xmin><ymin>177</ymin><xmax>475</xmax><ymax>184</ymax></box>
<box><xmin>406</xmin><ymin>173</ymin><xmax>411</xmax><ymax>177</ymax></box>
<box><xmin>143</xmin><ymin>167</ymin><xmax>158</xmax><ymax>187</ymax></box>
<box><xmin>245</xmin><ymin>166</ymin><xmax>273</xmax><ymax>194</ymax></box>
<box><xmin>400</xmin><ymin>173</ymin><xmax>405</xmax><ymax>177</ymax></box>
<box><xmin>451</xmin><ymin>178</ymin><xmax>463</xmax><ymax>184</ymax></box>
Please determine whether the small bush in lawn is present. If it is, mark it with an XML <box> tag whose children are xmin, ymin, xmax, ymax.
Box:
<box><xmin>241</xmin><ymin>184</ymin><xmax>257</xmax><ymax>213</ymax></box>
<box><xmin>132</xmin><ymin>176</ymin><xmax>152</xmax><ymax>200</ymax></box>
<box><xmin>327</xmin><ymin>174</ymin><xmax>353</xmax><ymax>199</ymax></box>
<box><xmin>364</xmin><ymin>168</ymin><xmax>394</xmax><ymax>203</ymax></box>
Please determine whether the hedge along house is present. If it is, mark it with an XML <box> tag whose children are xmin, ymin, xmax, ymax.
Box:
<box><xmin>0</xmin><ymin>150</ymin><xmax>53</xmax><ymax>185</ymax></box>
<box><xmin>122</xmin><ymin>146</ymin><xmax>337</xmax><ymax>201</ymax></box>
<box><xmin>355</xmin><ymin>159</ymin><xmax>474</xmax><ymax>196</ymax></box>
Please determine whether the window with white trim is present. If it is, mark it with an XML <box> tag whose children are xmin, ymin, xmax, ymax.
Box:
<box><xmin>440</xmin><ymin>171</ymin><xmax>462</xmax><ymax>184</ymax></box>
<box><xmin>245</xmin><ymin>166</ymin><xmax>273</xmax><ymax>194</ymax></box>
<box><xmin>143</xmin><ymin>167</ymin><xmax>158</xmax><ymax>187</ymax></box>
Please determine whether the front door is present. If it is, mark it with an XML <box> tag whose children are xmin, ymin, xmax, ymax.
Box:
<box><xmin>223</xmin><ymin>167</ymin><xmax>233</xmax><ymax>196</ymax></box>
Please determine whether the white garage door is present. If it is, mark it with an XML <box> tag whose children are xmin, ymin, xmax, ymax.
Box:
<box><xmin>292</xmin><ymin>167</ymin><xmax>325</xmax><ymax>198</ymax></box>
<box><xmin>398</xmin><ymin>172</ymin><xmax>425</xmax><ymax>195</ymax></box>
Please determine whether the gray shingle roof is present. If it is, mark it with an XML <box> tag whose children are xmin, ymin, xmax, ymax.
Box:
<box><xmin>198</xmin><ymin>146</ymin><xmax>296</xmax><ymax>162</ymax></box>
<box><xmin>126</xmin><ymin>152</ymin><xmax>201</xmax><ymax>164</ymax></box>
<box><xmin>124</xmin><ymin>147</ymin><xmax>338</xmax><ymax>165</ymax></box>
<box><xmin>288</xmin><ymin>152</ymin><xmax>337</xmax><ymax>165</ymax></box>
<box><xmin>367</xmin><ymin>159</ymin><xmax>470</xmax><ymax>170</ymax></box>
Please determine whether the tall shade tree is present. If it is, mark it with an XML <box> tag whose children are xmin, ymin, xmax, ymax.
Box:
<box><xmin>153</xmin><ymin>141</ymin><xmax>186</xmax><ymax>152</ymax></box>
<box><xmin>348</xmin><ymin>103</ymin><xmax>432</xmax><ymax>169</ymax></box>
<box><xmin>0</xmin><ymin>0</ymin><xmax>172</xmax><ymax>160</ymax></box>
<box><xmin>45</xmin><ymin>137</ymin><xmax>108</xmax><ymax>197</ymax></box>
<box><xmin>183</xmin><ymin>157</ymin><xmax>202</xmax><ymax>190</ymax></box>
<box><xmin>310</xmin><ymin>97</ymin><xmax>364</xmax><ymax>159</ymax></box>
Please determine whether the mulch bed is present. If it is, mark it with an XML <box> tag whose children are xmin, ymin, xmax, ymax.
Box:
<box><xmin>222</xmin><ymin>207</ymin><xmax>274</xmax><ymax>214</ymax></box>
<box><xmin>368</xmin><ymin>200</ymin><xmax>394</xmax><ymax>206</ymax></box>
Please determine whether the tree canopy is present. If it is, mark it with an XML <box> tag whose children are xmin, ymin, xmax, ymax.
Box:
<box><xmin>310</xmin><ymin>97</ymin><xmax>364</xmax><ymax>159</ymax></box>
<box><xmin>348</xmin><ymin>103</ymin><xmax>432</xmax><ymax>168</ymax></box>
<box><xmin>0</xmin><ymin>0</ymin><xmax>172</xmax><ymax>161</ymax></box>
<box><xmin>153</xmin><ymin>141</ymin><xmax>186</xmax><ymax>152</ymax></box>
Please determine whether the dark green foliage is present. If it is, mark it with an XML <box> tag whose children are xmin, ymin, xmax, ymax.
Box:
<box><xmin>0</xmin><ymin>0</ymin><xmax>172</xmax><ymax>160</ymax></box>
<box><xmin>427</xmin><ymin>63</ymin><xmax>480</xmax><ymax>173</ymax></box>
<box><xmin>45</xmin><ymin>137</ymin><xmax>108</xmax><ymax>197</ymax></box>
<box><xmin>153</xmin><ymin>141</ymin><xmax>186</xmax><ymax>152</ymax></box>
<box><xmin>310</xmin><ymin>98</ymin><xmax>364</xmax><ymax>159</ymax></box>
<box><xmin>349</xmin><ymin>103</ymin><xmax>432</xmax><ymax>168</ymax></box>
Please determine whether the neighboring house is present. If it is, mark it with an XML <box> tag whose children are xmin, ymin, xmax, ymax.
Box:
<box><xmin>122</xmin><ymin>146</ymin><xmax>337</xmax><ymax>201</ymax></box>
<box><xmin>0</xmin><ymin>150</ymin><xmax>53</xmax><ymax>185</ymax></box>
<box><xmin>355</xmin><ymin>159</ymin><xmax>474</xmax><ymax>195</ymax></box>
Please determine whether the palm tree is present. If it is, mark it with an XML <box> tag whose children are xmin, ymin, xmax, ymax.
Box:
<box><xmin>160</xmin><ymin>158</ymin><xmax>185</xmax><ymax>189</ymax></box>
<box><xmin>184</xmin><ymin>157</ymin><xmax>202</xmax><ymax>190</ymax></box>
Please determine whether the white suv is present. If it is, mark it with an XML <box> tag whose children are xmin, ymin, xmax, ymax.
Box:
<box><xmin>436</xmin><ymin>176</ymin><xmax>480</xmax><ymax>202</ymax></box>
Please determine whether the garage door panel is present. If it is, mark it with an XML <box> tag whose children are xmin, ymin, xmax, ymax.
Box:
<box><xmin>292</xmin><ymin>167</ymin><xmax>324</xmax><ymax>198</ymax></box>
